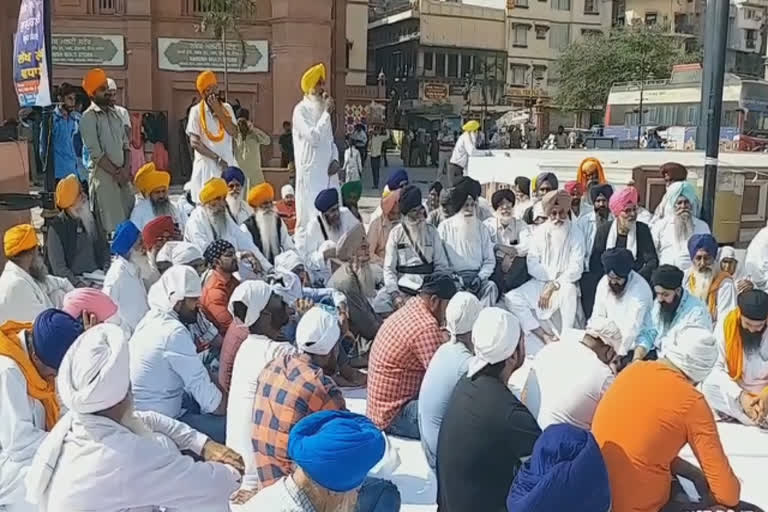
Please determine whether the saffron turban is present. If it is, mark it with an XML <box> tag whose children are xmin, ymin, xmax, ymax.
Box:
<box><xmin>564</xmin><ymin>181</ymin><xmax>584</xmax><ymax>197</ymax></box>
<box><xmin>248</xmin><ymin>182</ymin><xmax>275</xmax><ymax>208</ymax></box>
<box><xmin>662</xmin><ymin>326</ymin><xmax>718</xmax><ymax>383</ymax></box>
<box><xmin>4</xmin><ymin>223</ymin><xmax>38</xmax><ymax>258</ymax></box>
<box><xmin>301</xmin><ymin>63</ymin><xmax>326</xmax><ymax>94</ymax></box>
<box><xmin>421</xmin><ymin>273</ymin><xmax>457</xmax><ymax>300</ymax></box>
<box><xmin>281</xmin><ymin>184</ymin><xmax>295</xmax><ymax>199</ymax></box>
<box><xmin>199</xmin><ymin>177</ymin><xmax>228</xmax><ymax>204</ymax></box>
<box><xmin>386</xmin><ymin>169</ymin><xmax>409</xmax><ymax>191</ymax></box>
<box><xmin>341</xmin><ymin>180</ymin><xmax>363</xmax><ymax>201</ymax></box>
<box><xmin>33</xmin><ymin>309</ymin><xmax>83</xmax><ymax>370</ymax></box>
<box><xmin>82</xmin><ymin>68</ymin><xmax>107</xmax><ymax>97</ymax></box>
<box><xmin>288</xmin><ymin>410</ymin><xmax>386</xmax><ymax>493</ymax></box>
<box><xmin>142</xmin><ymin>215</ymin><xmax>174</xmax><ymax>249</ymax></box>
<box><xmin>688</xmin><ymin>233</ymin><xmax>718</xmax><ymax>261</ymax></box>
<box><xmin>149</xmin><ymin>265</ymin><xmax>202</xmax><ymax>312</ymax></box>
<box><xmin>381</xmin><ymin>188</ymin><xmax>401</xmax><ymax>217</ymax></box>
<box><xmin>652</xmin><ymin>264</ymin><xmax>684</xmax><ymax>290</ymax></box>
<box><xmin>275</xmin><ymin>249</ymin><xmax>304</xmax><ymax>274</ymax></box>
<box><xmin>204</xmin><ymin>239</ymin><xmax>235</xmax><ymax>266</ymax></box>
<box><xmin>661</xmin><ymin>162</ymin><xmax>688</xmax><ymax>182</ymax></box>
<box><xmin>576</xmin><ymin>157</ymin><xmax>606</xmax><ymax>187</ymax></box>
<box><xmin>601</xmin><ymin>248</ymin><xmax>633</xmax><ymax>278</ymax></box>
<box><xmin>399</xmin><ymin>185</ymin><xmax>422</xmax><ymax>215</ymax></box>
<box><xmin>462</xmin><ymin>120</ymin><xmax>480</xmax><ymax>132</ymax></box>
<box><xmin>62</xmin><ymin>289</ymin><xmax>118</xmax><ymax>325</ymax></box>
<box><xmin>665</xmin><ymin>181</ymin><xmax>700</xmax><ymax>216</ymax></box>
<box><xmin>314</xmin><ymin>188</ymin><xmax>339</xmax><ymax>213</ymax></box>
<box><xmin>589</xmin><ymin>183</ymin><xmax>614</xmax><ymax>204</ymax></box>
<box><xmin>111</xmin><ymin>220</ymin><xmax>140</xmax><ymax>257</ymax></box>
<box><xmin>134</xmin><ymin>163</ymin><xmax>170</xmax><ymax>197</ymax></box>
<box><xmin>491</xmin><ymin>189</ymin><xmax>515</xmax><ymax>210</ymax></box>
<box><xmin>446</xmin><ymin>292</ymin><xmax>482</xmax><ymax>336</ymax></box>
<box><xmin>196</xmin><ymin>70</ymin><xmax>217</xmax><ymax>95</ymax></box>
<box><xmin>609</xmin><ymin>186</ymin><xmax>639</xmax><ymax>216</ymax></box>
<box><xmin>738</xmin><ymin>289</ymin><xmax>768</xmax><ymax>321</ymax></box>
<box><xmin>506</xmin><ymin>424</ymin><xmax>611</xmax><ymax>512</ymax></box>
<box><xmin>541</xmin><ymin>190</ymin><xmax>570</xmax><ymax>215</ymax></box>
<box><xmin>515</xmin><ymin>176</ymin><xmax>531</xmax><ymax>197</ymax></box>
<box><xmin>222</xmin><ymin>166</ymin><xmax>245</xmax><ymax>186</ymax></box>
<box><xmin>55</xmin><ymin>174</ymin><xmax>80</xmax><ymax>210</ymax></box>
<box><xmin>335</xmin><ymin>223</ymin><xmax>367</xmax><ymax>263</ymax></box>
<box><xmin>156</xmin><ymin>241</ymin><xmax>204</xmax><ymax>266</ymax></box>
<box><xmin>467</xmin><ymin>307</ymin><xmax>521</xmax><ymax>378</ymax></box>
<box><xmin>534</xmin><ymin>172</ymin><xmax>558</xmax><ymax>192</ymax></box>
<box><xmin>296</xmin><ymin>306</ymin><xmax>340</xmax><ymax>356</ymax></box>
<box><xmin>228</xmin><ymin>281</ymin><xmax>273</xmax><ymax>328</ymax></box>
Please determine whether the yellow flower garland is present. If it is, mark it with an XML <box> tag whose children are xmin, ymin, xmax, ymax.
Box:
<box><xmin>200</xmin><ymin>100</ymin><xmax>228</xmax><ymax>143</ymax></box>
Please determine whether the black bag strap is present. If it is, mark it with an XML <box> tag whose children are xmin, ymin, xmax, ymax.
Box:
<box><xmin>318</xmin><ymin>216</ymin><xmax>329</xmax><ymax>241</ymax></box>
<box><xmin>401</xmin><ymin>224</ymin><xmax>430</xmax><ymax>266</ymax></box>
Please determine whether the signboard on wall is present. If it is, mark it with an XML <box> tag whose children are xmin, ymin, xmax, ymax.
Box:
<box><xmin>423</xmin><ymin>82</ymin><xmax>449</xmax><ymax>101</ymax></box>
<box><xmin>158</xmin><ymin>38</ymin><xmax>269</xmax><ymax>73</ymax></box>
<box><xmin>52</xmin><ymin>34</ymin><xmax>125</xmax><ymax>67</ymax></box>
<box><xmin>13</xmin><ymin>0</ymin><xmax>51</xmax><ymax>107</ymax></box>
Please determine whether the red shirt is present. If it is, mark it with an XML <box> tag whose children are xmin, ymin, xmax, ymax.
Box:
<box><xmin>218</xmin><ymin>318</ymin><xmax>249</xmax><ymax>392</ymax></box>
<box><xmin>366</xmin><ymin>296</ymin><xmax>444</xmax><ymax>429</ymax></box>
<box><xmin>200</xmin><ymin>269</ymin><xmax>239</xmax><ymax>336</ymax></box>
<box><xmin>275</xmin><ymin>200</ymin><xmax>296</xmax><ymax>235</ymax></box>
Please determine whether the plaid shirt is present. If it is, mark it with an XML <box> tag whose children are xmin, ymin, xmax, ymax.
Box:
<box><xmin>251</xmin><ymin>353</ymin><xmax>346</xmax><ymax>488</ymax></box>
<box><xmin>366</xmin><ymin>297</ymin><xmax>444</xmax><ymax>429</ymax></box>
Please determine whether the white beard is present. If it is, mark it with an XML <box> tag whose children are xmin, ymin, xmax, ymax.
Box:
<box><xmin>691</xmin><ymin>267</ymin><xmax>714</xmax><ymax>301</ymax></box>
<box><xmin>547</xmin><ymin>219</ymin><xmax>571</xmax><ymax>250</ymax></box>
<box><xmin>226</xmin><ymin>194</ymin><xmax>242</xmax><ymax>217</ymax></box>
<box><xmin>307</xmin><ymin>94</ymin><xmax>325</xmax><ymax>118</ymax></box>
<box><xmin>352</xmin><ymin>261</ymin><xmax>377</xmax><ymax>299</ymax></box>
<box><xmin>130</xmin><ymin>248</ymin><xmax>159</xmax><ymax>285</ymax></box>
<box><xmin>674</xmin><ymin>213</ymin><xmax>694</xmax><ymax>245</ymax></box>
<box><xmin>455</xmin><ymin>214</ymin><xmax>481</xmax><ymax>243</ymax></box>
<box><xmin>255</xmin><ymin>208</ymin><xmax>280</xmax><ymax>261</ymax></box>
<box><xmin>206</xmin><ymin>207</ymin><xmax>229</xmax><ymax>238</ymax></box>
<box><xmin>70</xmin><ymin>201</ymin><xmax>96</xmax><ymax>238</ymax></box>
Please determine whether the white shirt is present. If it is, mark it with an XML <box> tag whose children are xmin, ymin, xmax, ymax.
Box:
<box><xmin>438</xmin><ymin>214</ymin><xmax>496</xmax><ymax>280</ymax></box>
<box><xmin>342</xmin><ymin>146</ymin><xmax>362</xmax><ymax>183</ymax></box>
<box><xmin>39</xmin><ymin>412</ymin><xmax>239</xmax><ymax>512</ymax></box>
<box><xmin>298</xmin><ymin>207</ymin><xmax>360</xmax><ymax>284</ymax></box>
<box><xmin>0</xmin><ymin>261</ymin><xmax>73</xmax><ymax>325</ymax></box>
<box><xmin>449</xmin><ymin>131</ymin><xmax>476</xmax><ymax>169</ymax></box>
<box><xmin>130</xmin><ymin>197</ymin><xmax>188</xmax><ymax>233</ymax></box>
<box><xmin>383</xmin><ymin>223</ymin><xmax>450</xmax><ymax>293</ymax></box>
<box><xmin>130</xmin><ymin>309</ymin><xmax>223</xmax><ymax>418</ymax></box>
<box><xmin>591</xmin><ymin>271</ymin><xmax>653</xmax><ymax>355</ymax></box>
<box><xmin>745</xmin><ymin>225</ymin><xmax>768</xmax><ymax>290</ymax></box>
<box><xmin>652</xmin><ymin>216</ymin><xmax>711</xmax><ymax>270</ymax></box>
<box><xmin>226</xmin><ymin>335</ymin><xmax>295</xmax><ymax>490</ymax></box>
<box><xmin>185</xmin><ymin>102</ymin><xmax>237</xmax><ymax>205</ymax></box>
<box><xmin>512</xmin><ymin>198</ymin><xmax>532</xmax><ymax>220</ymax></box>
<box><xmin>228</xmin><ymin>199</ymin><xmax>253</xmax><ymax>226</ymax></box>
<box><xmin>523</xmin><ymin>341</ymin><xmax>614</xmax><ymax>430</ymax></box>
<box><xmin>575</xmin><ymin>211</ymin><xmax>613</xmax><ymax>270</ymax></box>
<box><xmin>101</xmin><ymin>256</ymin><xmax>149</xmax><ymax>335</ymax></box>
<box><xmin>483</xmin><ymin>216</ymin><xmax>530</xmax><ymax>257</ymax></box>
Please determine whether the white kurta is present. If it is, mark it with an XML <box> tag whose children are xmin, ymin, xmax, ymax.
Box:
<box><xmin>298</xmin><ymin>207</ymin><xmax>360</xmax><ymax>284</ymax></box>
<box><xmin>683</xmin><ymin>268</ymin><xmax>738</xmax><ymax>324</ymax></box>
<box><xmin>129</xmin><ymin>197</ymin><xmax>188</xmax><ymax>233</ymax></box>
<box><xmin>438</xmin><ymin>215</ymin><xmax>495</xmax><ymax>280</ymax></box>
<box><xmin>185</xmin><ymin>102</ymin><xmax>237</xmax><ymax>205</ymax></box>
<box><xmin>184</xmin><ymin>206</ymin><xmax>272</xmax><ymax>271</ymax></box>
<box><xmin>0</xmin><ymin>262</ymin><xmax>74</xmax><ymax>325</ymax></box>
<box><xmin>0</xmin><ymin>356</ymin><xmax>46</xmax><ymax>512</ymax></box>
<box><xmin>37</xmin><ymin>412</ymin><xmax>239</xmax><ymax>512</ymax></box>
<box><xmin>590</xmin><ymin>271</ymin><xmax>653</xmax><ymax>355</ymax></box>
<box><xmin>483</xmin><ymin>216</ymin><xmax>530</xmax><ymax>257</ymax></box>
<box><xmin>383</xmin><ymin>223</ymin><xmax>450</xmax><ymax>293</ymax></box>
<box><xmin>102</xmin><ymin>256</ymin><xmax>149</xmax><ymax>335</ymax></box>
<box><xmin>745</xmin><ymin>225</ymin><xmax>768</xmax><ymax>290</ymax></box>
<box><xmin>228</xmin><ymin>199</ymin><xmax>253</xmax><ymax>226</ymax></box>
<box><xmin>449</xmin><ymin>132</ymin><xmax>476</xmax><ymax>169</ymax></box>
<box><xmin>226</xmin><ymin>335</ymin><xmax>295</xmax><ymax>490</ymax></box>
<box><xmin>238</xmin><ymin>217</ymin><xmax>296</xmax><ymax>256</ymax></box>
<box><xmin>652</xmin><ymin>216</ymin><xmax>710</xmax><ymax>270</ymax></box>
<box><xmin>702</xmin><ymin>325</ymin><xmax>768</xmax><ymax>426</ymax></box>
<box><xmin>575</xmin><ymin>211</ymin><xmax>612</xmax><ymax>270</ymax></box>
<box><xmin>291</xmin><ymin>97</ymin><xmax>339</xmax><ymax>249</ymax></box>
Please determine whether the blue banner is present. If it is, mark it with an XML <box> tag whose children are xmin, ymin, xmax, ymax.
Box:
<box><xmin>13</xmin><ymin>0</ymin><xmax>51</xmax><ymax>108</ymax></box>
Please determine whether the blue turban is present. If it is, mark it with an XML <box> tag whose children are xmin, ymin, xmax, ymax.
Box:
<box><xmin>288</xmin><ymin>410</ymin><xmax>385</xmax><ymax>493</ymax></box>
<box><xmin>111</xmin><ymin>220</ymin><xmax>140</xmax><ymax>257</ymax></box>
<box><xmin>386</xmin><ymin>169</ymin><xmax>409</xmax><ymax>191</ymax></box>
<box><xmin>535</xmin><ymin>172</ymin><xmax>558</xmax><ymax>192</ymax></box>
<box><xmin>222</xmin><ymin>166</ymin><xmax>245</xmax><ymax>186</ymax></box>
<box><xmin>314</xmin><ymin>188</ymin><xmax>339</xmax><ymax>213</ymax></box>
<box><xmin>507</xmin><ymin>424</ymin><xmax>610</xmax><ymax>512</ymax></box>
<box><xmin>32</xmin><ymin>309</ymin><xmax>84</xmax><ymax>370</ymax></box>
<box><xmin>688</xmin><ymin>233</ymin><xmax>718</xmax><ymax>261</ymax></box>
<box><xmin>664</xmin><ymin>181</ymin><xmax>700</xmax><ymax>216</ymax></box>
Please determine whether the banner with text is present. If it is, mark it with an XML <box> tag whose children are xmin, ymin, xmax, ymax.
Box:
<box><xmin>13</xmin><ymin>0</ymin><xmax>51</xmax><ymax>107</ymax></box>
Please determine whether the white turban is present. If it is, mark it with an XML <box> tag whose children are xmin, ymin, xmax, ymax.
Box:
<box><xmin>719</xmin><ymin>246</ymin><xmax>737</xmax><ymax>261</ymax></box>
<box><xmin>661</xmin><ymin>326</ymin><xmax>718</xmax><ymax>383</ymax></box>
<box><xmin>228</xmin><ymin>281</ymin><xmax>273</xmax><ymax>328</ymax></box>
<box><xmin>147</xmin><ymin>265</ymin><xmax>202</xmax><ymax>312</ymax></box>
<box><xmin>281</xmin><ymin>184</ymin><xmax>295</xmax><ymax>199</ymax></box>
<box><xmin>445</xmin><ymin>292</ymin><xmax>482</xmax><ymax>336</ymax></box>
<box><xmin>275</xmin><ymin>249</ymin><xmax>304</xmax><ymax>273</ymax></box>
<box><xmin>156</xmin><ymin>241</ymin><xmax>204</xmax><ymax>266</ymax></box>
<box><xmin>106</xmin><ymin>78</ymin><xmax>117</xmax><ymax>91</ymax></box>
<box><xmin>467</xmin><ymin>308</ymin><xmax>521</xmax><ymax>378</ymax></box>
<box><xmin>585</xmin><ymin>317</ymin><xmax>623</xmax><ymax>353</ymax></box>
<box><xmin>268</xmin><ymin>270</ymin><xmax>302</xmax><ymax>305</ymax></box>
<box><xmin>296</xmin><ymin>306</ymin><xmax>340</xmax><ymax>356</ymax></box>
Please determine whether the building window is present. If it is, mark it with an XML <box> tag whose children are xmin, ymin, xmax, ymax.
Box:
<box><xmin>513</xmin><ymin>24</ymin><xmax>528</xmax><ymax>47</ymax></box>
<box><xmin>516</xmin><ymin>0</ymin><xmax>529</xmax><ymax>6</ymax></box>
<box><xmin>424</xmin><ymin>52</ymin><xmax>434</xmax><ymax>71</ymax></box>
<box><xmin>745</xmin><ymin>8</ymin><xmax>756</xmax><ymax>20</ymax></box>
<box><xmin>584</xmin><ymin>0</ymin><xmax>598</xmax><ymax>14</ymax></box>
<box><xmin>461</xmin><ymin>55</ymin><xmax>472</xmax><ymax>77</ymax></box>
<box><xmin>549</xmin><ymin>23</ymin><xmax>570</xmax><ymax>50</ymax></box>
<box><xmin>100</xmin><ymin>0</ymin><xmax>116</xmax><ymax>12</ymax></box>
<box><xmin>645</xmin><ymin>11</ymin><xmax>658</xmax><ymax>25</ymax></box>
<box><xmin>448</xmin><ymin>54</ymin><xmax>459</xmax><ymax>77</ymax></box>
<box><xmin>552</xmin><ymin>0</ymin><xmax>570</xmax><ymax>11</ymax></box>
<box><xmin>436</xmin><ymin>53</ymin><xmax>446</xmax><ymax>76</ymax></box>
<box><xmin>510</xmin><ymin>64</ymin><xmax>528</xmax><ymax>86</ymax></box>
<box><xmin>686</xmin><ymin>106</ymin><xmax>699</xmax><ymax>125</ymax></box>
<box><xmin>532</xmin><ymin>65</ymin><xmax>546</xmax><ymax>85</ymax></box>
<box><xmin>746</xmin><ymin>29</ymin><xmax>757</xmax><ymax>49</ymax></box>
<box><xmin>535</xmin><ymin>25</ymin><xmax>549</xmax><ymax>40</ymax></box>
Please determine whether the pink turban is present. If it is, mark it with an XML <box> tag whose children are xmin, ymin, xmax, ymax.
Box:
<box><xmin>62</xmin><ymin>288</ymin><xmax>118</xmax><ymax>324</ymax></box>
<box><xmin>609</xmin><ymin>186</ymin><xmax>639</xmax><ymax>216</ymax></box>
<box><xmin>564</xmin><ymin>181</ymin><xmax>584</xmax><ymax>197</ymax></box>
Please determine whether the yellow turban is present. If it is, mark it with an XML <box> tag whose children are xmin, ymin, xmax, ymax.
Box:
<box><xmin>134</xmin><ymin>163</ymin><xmax>171</xmax><ymax>197</ymax></box>
<box><xmin>55</xmin><ymin>174</ymin><xmax>81</xmax><ymax>210</ymax></box>
<box><xmin>199</xmin><ymin>177</ymin><xmax>228</xmax><ymax>204</ymax></box>
<box><xmin>4</xmin><ymin>224</ymin><xmax>38</xmax><ymax>258</ymax></box>
<box><xmin>463</xmin><ymin>120</ymin><xmax>480</xmax><ymax>132</ymax></box>
<box><xmin>301</xmin><ymin>64</ymin><xmax>326</xmax><ymax>94</ymax></box>
<box><xmin>247</xmin><ymin>182</ymin><xmax>275</xmax><ymax>208</ymax></box>
<box><xmin>82</xmin><ymin>69</ymin><xmax>107</xmax><ymax>98</ymax></box>
<box><xmin>196</xmin><ymin>70</ymin><xmax>217</xmax><ymax>96</ymax></box>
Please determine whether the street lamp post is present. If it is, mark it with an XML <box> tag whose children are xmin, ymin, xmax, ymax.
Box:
<box><xmin>636</xmin><ymin>78</ymin><xmax>645</xmax><ymax>148</ymax></box>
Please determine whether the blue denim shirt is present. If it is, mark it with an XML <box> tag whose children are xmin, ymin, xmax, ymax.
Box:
<box><xmin>41</xmin><ymin>107</ymin><xmax>83</xmax><ymax>180</ymax></box>
<box><xmin>636</xmin><ymin>290</ymin><xmax>713</xmax><ymax>352</ymax></box>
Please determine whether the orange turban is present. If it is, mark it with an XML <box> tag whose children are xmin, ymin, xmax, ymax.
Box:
<box><xmin>301</xmin><ymin>64</ymin><xmax>326</xmax><ymax>94</ymax></box>
<box><xmin>196</xmin><ymin>70</ymin><xmax>217</xmax><ymax>96</ymax></box>
<box><xmin>82</xmin><ymin>69</ymin><xmax>107</xmax><ymax>98</ymax></box>
<box><xmin>247</xmin><ymin>182</ymin><xmax>275</xmax><ymax>208</ymax></box>
<box><xmin>134</xmin><ymin>163</ymin><xmax>171</xmax><ymax>197</ymax></box>
<box><xmin>199</xmin><ymin>177</ymin><xmax>228</xmax><ymax>204</ymax></box>
<box><xmin>4</xmin><ymin>224</ymin><xmax>38</xmax><ymax>258</ymax></box>
<box><xmin>55</xmin><ymin>174</ymin><xmax>81</xmax><ymax>210</ymax></box>
<box><xmin>576</xmin><ymin>157</ymin><xmax>606</xmax><ymax>188</ymax></box>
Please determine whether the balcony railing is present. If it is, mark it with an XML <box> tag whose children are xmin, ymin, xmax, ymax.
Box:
<box><xmin>96</xmin><ymin>0</ymin><xmax>123</xmax><ymax>14</ymax></box>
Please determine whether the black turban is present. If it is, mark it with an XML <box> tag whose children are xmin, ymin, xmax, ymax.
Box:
<box><xmin>515</xmin><ymin>176</ymin><xmax>531</xmax><ymax>197</ymax></box>
<box><xmin>399</xmin><ymin>185</ymin><xmax>422</xmax><ymax>215</ymax></box>
<box><xmin>589</xmin><ymin>184</ymin><xmax>614</xmax><ymax>204</ymax></box>
<box><xmin>738</xmin><ymin>290</ymin><xmax>768</xmax><ymax>321</ymax></box>
<box><xmin>421</xmin><ymin>273</ymin><xmax>457</xmax><ymax>300</ymax></box>
<box><xmin>601</xmin><ymin>248</ymin><xmax>633</xmax><ymax>278</ymax></box>
<box><xmin>429</xmin><ymin>181</ymin><xmax>443</xmax><ymax>195</ymax></box>
<box><xmin>651</xmin><ymin>265</ymin><xmax>684</xmax><ymax>290</ymax></box>
<box><xmin>535</xmin><ymin>172</ymin><xmax>558</xmax><ymax>192</ymax></box>
<box><xmin>449</xmin><ymin>178</ymin><xmax>478</xmax><ymax>213</ymax></box>
<box><xmin>491</xmin><ymin>189</ymin><xmax>516</xmax><ymax>210</ymax></box>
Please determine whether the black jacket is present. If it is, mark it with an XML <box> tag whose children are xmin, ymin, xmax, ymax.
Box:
<box><xmin>589</xmin><ymin>220</ymin><xmax>658</xmax><ymax>282</ymax></box>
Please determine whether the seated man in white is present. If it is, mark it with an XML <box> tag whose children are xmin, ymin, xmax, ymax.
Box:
<box><xmin>684</xmin><ymin>233</ymin><xmax>738</xmax><ymax>324</ymax></box>
<box><xmin>505</xmin><ymin>190</ymin><xmax>585</xmax><ymax>346</ymax></box>
<box><xmin>298</xmin><ymin>187</ymin><xmax>360</xmax><ymax>285</ymax></box>
<box><xmin>438</xmin><ymin>178</ymin><xmax>497</xmax><ymax>306</ymax></box>
<box><xmin>651</xmin><ymin>181</ymin><xmax>710</xmax><ymax>271</ymax></box>
<box><xmin>702</xmin><ymin>290</ymin><xmax>768</xmax><ymax>426</ymax></box>
<box><xmin>131</xmin><ymin>162</ymin><xmax>187</xmax><ymax>233</ymax></box>
<box><xmin>522</xmin><ymin>317</ymin><xmax>620</xmax><ymax>430</ymax></box>
<box><xmin>241</xmin><ymin>182</ymin><xmax>295</xmax><ymax>266</ymax></box>
<box><xmin>591</xmin><ymin>248</ymin><xmax>653</xmax><ymax>356</ymax></box>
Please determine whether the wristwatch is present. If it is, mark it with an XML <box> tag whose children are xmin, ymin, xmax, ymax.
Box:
<box><xmin>551</xmin><ymin>281</ymin><xmax>561</xmax><ymax>290</ymax></box>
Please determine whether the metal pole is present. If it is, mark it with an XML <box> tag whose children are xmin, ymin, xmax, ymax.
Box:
<box><xmin>41</xmin><ymin>0</ymin><xmax>56</xmax><ymax>209</ymax></box>
<box><xmin>636</xmin><ymin>78</ymin><xmax>644</xmax><ymax>148</ymax></box>
<box><xmin>700</xmin><ymin>0</ymin><xmax>731</xmax><ymax>228</ymax></box>
<box><xmin>697</xmin><ymin>0</ymin><xmax>716</xmax><ymax>150</ymax></box>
